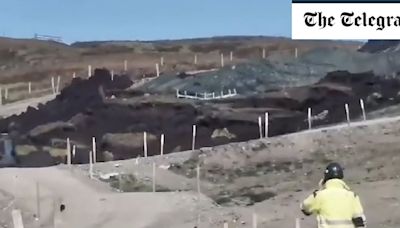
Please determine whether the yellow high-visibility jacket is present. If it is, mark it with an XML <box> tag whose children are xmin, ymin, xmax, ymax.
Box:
<box><xmin>301</xmin><ymin>179</ymin><xmax>366</xmax><ymax>228</ymax></box>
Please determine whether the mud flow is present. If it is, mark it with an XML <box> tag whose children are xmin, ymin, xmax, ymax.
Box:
<box><xmin>1</xmin><ymin>69</ymin><xmax>400</xmax><ymax>167</ymax></box>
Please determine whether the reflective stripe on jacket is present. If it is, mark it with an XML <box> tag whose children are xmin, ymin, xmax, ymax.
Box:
<box><xmin>301</xmin><ymin>179</ymin><xmax>366</xmax><ymax>228</ymax></box>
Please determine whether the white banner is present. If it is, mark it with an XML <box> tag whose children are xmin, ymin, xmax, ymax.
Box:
<box><xmin>292</xmin><ymin>3</ymin><xmax>400</xmax><ymax>39</ymax></box>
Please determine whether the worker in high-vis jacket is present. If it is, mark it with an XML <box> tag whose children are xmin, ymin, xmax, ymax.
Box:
<box><xmin>300</xmin><ymin>162</ymin><xmax>367</xmax><ymax>228</ymax></box>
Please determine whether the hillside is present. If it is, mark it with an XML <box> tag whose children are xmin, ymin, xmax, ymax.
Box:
<box><xmin>0</xmin><ymin>36</ymin><xmax>361</xmax><ymax>84</ymax></box>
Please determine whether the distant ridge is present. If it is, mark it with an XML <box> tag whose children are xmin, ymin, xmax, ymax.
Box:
<box><xmin>70</xmin><ymin>35</ymin><xmax>362</xmax><ymax>48</ymax></box>
<box><xmin>358</xmin><ymin>40</ymin><xmax>400</xmax><ymax>53</ymax></box>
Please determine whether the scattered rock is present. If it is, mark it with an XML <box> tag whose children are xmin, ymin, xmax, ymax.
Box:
<box><xmin>211</xmin><ymin>128</ymin><xmax>236</xmax><ymax>139</ymax></box>
<box><xmin>367</xmin><ymin>92</ymin><xmax>384</xmax><ymax>103</ymax></box>
<box><xmin>99</xmin><ymin>172</ymin><xmax>119</xmax><ymax>180</ymax></box>
<box><xmin>103</xmin><ymin>151</ymin><xmax>114</xmax><ymax>162</ymax></box>
<box><xmin>159</xmin><ymin>164</ymin><xmax>170</xmax><ymax>169</ymax></box>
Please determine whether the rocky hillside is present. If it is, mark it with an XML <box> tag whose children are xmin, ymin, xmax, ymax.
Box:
<box><xmin>139</xmin><ymin>47</ymin><xmax>400</xmax><ymax>95</ymax></box>
<box><xmin>358</xmin><ymin>40</ymin><xmax>400</xmax><ymax>53</ymax></box>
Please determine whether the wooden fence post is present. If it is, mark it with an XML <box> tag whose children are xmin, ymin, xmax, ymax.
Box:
<box><xmin>28</xmin><ymin>82</ymin><xmax>32</xmax><ymax>94</ymax></box>
<box><xmin>124</xmin><ymin>60</ymin><xmax>127</xmax><ymax>72</ymax></box>
<box><xmin>56</xmin><ymin>76</ymin><xmax>61</xmax><ymax>94</ymax></box>
<box><xmin>295</xmin><ymin>218</ymin><xmax>301</xmax><ymax>228</ymax></box>
<box><xmin>265</xmin><ymin>112</ymin><xmax>269</xmax><ymax>138</ymax></box>
<box><xmin>156</xmin><ymin>63</ymin><xmax>160</xmax><ymax>77</ymax></box>
<box><xmin>12</xmin><ymin>209</ymin><xmax>24</xmax><ymax>228</ymax></box>
<box><xmin>262</xmin><ymin>48</ymin><xmax>266</xmax><ymax>59</ymax></box>
<box><xmin>66</xmin><ymin>138</ymin><xmax>71</xmax><ymax>165</ymax></box>
<box><xmin>51</xmin><ymin>77</ymin><xmax>55</xmax><ymax>94</ymax></box>
<box><xmin>196</xmin><ymin>164</ymin><xmax>200</xmax><ymax>194</ymax></box>
<box><xmin>144</xmin><ymin>132</ymin><xmax>148</xmax><ymax>157</ymax></box>
<box><xmin>72</xmin><ymin>145</ymin><xmax>76</xmax><ymax>160</ymax></box>
<box><xmin>252</xmin><ymin>213</ymin><xmax>257</xmax><ymax>228</ymax></box>
<box><xmin>35</xmin><ymin>182</ymin><xmax>40</xmax><ymax>221</ymax></box>
<box><xmin>92</xmin><ymin>137</ymin><xmax>96</xmax><ymax>163</ymax></box>
<box><xmin>160</xmin><ymin>134</ymin><xmax>164</xmax><ymax>156</ymax></box>
<box><xmin>88</xmin><ymin>65</ymin><xmax>92</xmax><ymax>78</ymax></box>
<box><xmin>345</xmin><ymin>103</ymin><xmax>350</xmax><ymax>125</ymax></box>
<box><xmin>192</xmin><ymin>125</ymin><xmax>197</xmax><ymax>151</ymax></box>
<box><xmin>258</xmin><ymin>116</ymin><xmax>262</xmax><ymax>139</ymax></box>
<box><xmin>360</xmin><ymin>99</ymin><xmax>366</xmax><ymax>121</ymax></box>
<box><xmin>194</xmin><ymin>54</ymin><xmax>198</xmax><ymax>65</ymax></box>
<box><xmin>152</xmin><ymin>162</ymin><xmax>156</xmax><ymax>192</ymax></box>
<box><xmin>221</xmin><ymin>53</ymin><xmax>224</xmax><ymax>67</ymax></box>
<box><xmin>308</xmin><ymin>107</ymin><xmax>312</xmax><ymax>130</ymax></box>
<box><xmin>89</xmin><ymin>151</ymin><xmax>93</xmax><ymax>179</ymax></box>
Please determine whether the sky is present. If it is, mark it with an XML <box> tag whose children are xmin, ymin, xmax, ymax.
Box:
<box><xmin>0</xmin><ymin>0</ymin><xmax>291</xmax><ymax>44</ymax></box>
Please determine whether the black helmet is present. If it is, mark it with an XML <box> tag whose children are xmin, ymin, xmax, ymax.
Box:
<box><xmin>324</xmin><ymin>162</ymin><xmax>344</xmax><ymax>182</ymax></box>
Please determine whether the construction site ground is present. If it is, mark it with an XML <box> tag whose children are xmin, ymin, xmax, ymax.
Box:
<box><xmin>0</xmin><ymin>102</ymin><xmax>399</xmax><ymax>227</ymax></box>
<box><xmin>0</xmin><ymin>38</ymin><xmax>399</xmax><ymax>228</ymax></box>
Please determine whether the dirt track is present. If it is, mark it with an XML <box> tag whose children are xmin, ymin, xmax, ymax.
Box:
<box><xmin>92</xmin><ymin>114</ymin><xmax>400</xmax><ymax>227</ymax></box>
<box><xmin>0</xmin><ymin>167</ymin><xmax>220</xmax><ymax>228</ymax></box>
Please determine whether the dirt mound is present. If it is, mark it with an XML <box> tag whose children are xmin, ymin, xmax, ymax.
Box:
<box><xmin>220</xmin><ymin>70</ymin><xmax>400</xmax><ymax>130</ymax></box>
<box><xmin>298</xmin><ymin>70</ymin><xmax>400</xmax><ymax>125</ymax></box>
<box><xmin>0</xmin><ymin>69</ymin><xmax>132</xmax><ymax>133</ymax></box>
<box><xmin>0</xmin><ymin>69</ymin><xmax>133</xmax><ymax>165</ymax></box>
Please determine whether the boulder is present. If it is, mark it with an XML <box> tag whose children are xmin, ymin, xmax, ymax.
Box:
<box><xmin>103</xmin><ymin>151</ymin><xmax>114</xmax><ymax>162</ymax></box>
<box><xmin>211</xmin><ymin>128</ymin><xmax>236</xmax><ymax>139</ymax></box>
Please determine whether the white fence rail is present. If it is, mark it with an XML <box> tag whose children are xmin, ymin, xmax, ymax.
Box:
<box><xmin>176</xmin><ymin>89</ymin><xmax>238</xmax><ymax>100</ymax></box>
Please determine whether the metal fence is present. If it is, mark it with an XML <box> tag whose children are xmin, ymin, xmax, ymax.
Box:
<box><xmin>176</xmin><ymin>89</ymin><xmax>237</xmax><ymax>100</ymax></box>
